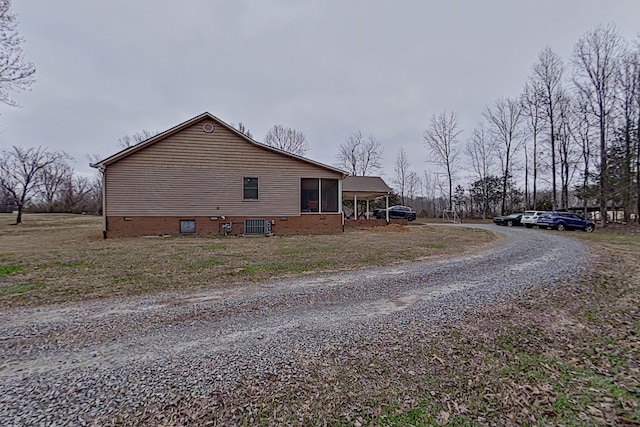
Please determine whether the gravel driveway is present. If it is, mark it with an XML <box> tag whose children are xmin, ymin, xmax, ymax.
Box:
<box><xmin>0</xmin><ymin>225</ymin><xmax>589</xmax><ymax>425</ymax></box>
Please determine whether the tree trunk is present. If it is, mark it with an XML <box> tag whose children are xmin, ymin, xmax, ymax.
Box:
<box><xmin>550</xmin><ymin>115</ymin><xmax>557</xmax><ymax>211</ymax></box>
<box><xmin>15</xmin><ymin>205</ymin><xmax>23</xmax><ymax>224</ymax></box>
<box><xmin>637</xmin><ymin>111</ymin><xmax>640</xmax><ymax>223</ymax></box>
<box><xmin>599</xmin><ymin>112</ymin><xmax>608</xmax><ymax>227</ymax></box>
<box><xmin>533</xmin><ymin>134</ymin><xmax>538</xmax><ymax>209</ymax></box>
<box><xmin>623</xmin><ymin>124</ymin><xmax>631</xmax><ymax>223</ymax></box>
<box><xmin>583</xmin><ymin>168</ymin><xmax>589</xmax><ymax>217</ymax></box>
<box><xmin>447</xmin><ymin>169</ymin><xmax>453</xmax><ymax>211</ymax></box>
<box><xmin>561</xmin><ymin>141</ymin><xmax>569</xmax><ymax>210</ymax></box>
<box><xmin>524</xmin><ymin>143</ymin><xmax>529</xmax><ymax>208</ymax></box>
<box><xmin>501</xmin><ymin>168</ymin><xmax>509</xmax><ymax>216</ymax></box>
<box><xmin>561</xmin><ymin>169</ymin><xmax>569</xmax><ymax>210</ymax></box>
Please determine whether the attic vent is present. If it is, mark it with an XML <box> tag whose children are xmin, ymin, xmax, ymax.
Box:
<box><xmin>202</xmin><ymin>122</ymin><xmax>214</xmax><ymax>133</ymax></box>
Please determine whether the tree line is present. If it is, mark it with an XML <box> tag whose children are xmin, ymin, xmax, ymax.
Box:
<box><xmin>276</xmin><ymin>24</ymin><xmax>640</xmax><ymax>224</ymax></box>
<box><xmin>1</xmin><ymin>0</ymin><xmax>637</xmax><ymax>225</ymax></box>
<box><xmin>403</xmin><ymin>24</ymin><xmax>639</xmax><ymax>224</ymax></box>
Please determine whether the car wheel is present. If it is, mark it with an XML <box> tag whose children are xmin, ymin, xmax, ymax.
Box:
<box><xmin>585</xmin><ymin>224</ymin><xmax>595</xmax><ymax>233</ymax></box>
<box><xmin>507</xmin><ymin>220</ymin><xmax>513</xmax><ymax>227</ymax></box>
<box><xmin>556</xmin><ymin>223</ymin><xmax>566</xmax><ymax>231</ymax></box>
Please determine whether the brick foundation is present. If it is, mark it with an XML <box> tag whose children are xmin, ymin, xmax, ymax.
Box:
<box><xmin>105</xmin><ymin>214</ymin><xmax>344</xmax><ymax>238</ymax></box>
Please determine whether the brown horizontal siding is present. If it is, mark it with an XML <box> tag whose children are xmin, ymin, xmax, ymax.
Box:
<box><xmin>106</xmin><ymin>214</ymin><xmax>343</xmax><ymax>237</ymax></box>
<box><xmin>105</xmin><ymin>119</ymin><xmax>342</xmax><ymax>217</ymax></box>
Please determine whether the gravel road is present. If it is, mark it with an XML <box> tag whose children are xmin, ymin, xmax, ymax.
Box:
<box><xmin>0</xmin><ymin>225</ymin><xmax>589</xmax><ymax>425</ymax></box>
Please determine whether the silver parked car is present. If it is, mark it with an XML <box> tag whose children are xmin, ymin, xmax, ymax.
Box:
<box><xmin>521</xmin><ymin>210</ymin><xmax>549</xmax><ymax>228</ymax></box>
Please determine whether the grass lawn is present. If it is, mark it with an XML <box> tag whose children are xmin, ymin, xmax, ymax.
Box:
<box><xmin>2</xmin><ymin>213</ymin><xmax>638</xmax><ymax>424</ymax></box>
<box><xmin>199</xmin><ymin>228</ymin><xmax>638</xmax><ymax>426</ymax></box>
<box><xmin>0</xmin><ymin>213</ymin><xmax>495</xmax><ymax>308</ymax></box>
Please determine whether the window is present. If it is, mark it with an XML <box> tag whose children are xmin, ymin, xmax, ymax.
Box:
<box><xmin>180</xmin><ymin>220</ymin><xmax>195</xmax><ymax>234</ymax></box>
<box><xmin>301</xmin><ymin>178</ymin><xmax>339</xmax><ymax>213</ymax></box>
<box><xmin>243</xmin><ymin>177</ymin><xmax>258</xmax><ymax>200</ymax></box>
<box><xmin>301</xmin><ymin>178</ymin><xmax>319</xmax><ymax>212</ymax></box>
<box><xmin>320</xmin><ymin>179</ymin><xmax>338</xmax><ymax>212</ymax></box>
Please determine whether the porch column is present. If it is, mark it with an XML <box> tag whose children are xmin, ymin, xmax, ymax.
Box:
<box><xmin>366</xmin><ymin>199</ymin><xmax>370</xmax><ymax>219</ymax></box>
<box><xmin>318</xmin><ymin>178</ymin><xmax>322</xmax><ymax>213</ymax></box>
<box><xmin>338</xmin><ymin>179</ymin><xmax>343</xmax><ymax>215</ymax></box>
<box><xmin>354</xmin><ymin>194</ymin><xmax>358</xmax><ymax>220</ymax></box>
<box><xmin>386</xmin><ymin>194</ymin><xmax>389</xmax><ymax>223</ymax></box>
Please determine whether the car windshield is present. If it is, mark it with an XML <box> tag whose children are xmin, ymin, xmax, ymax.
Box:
<box><xmin>524</xmin><ymin>211</ymin><xmax>535</xmax><ymax>215</ymax></box>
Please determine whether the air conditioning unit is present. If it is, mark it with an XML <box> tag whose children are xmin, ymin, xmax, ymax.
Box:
<box><xmin>244</xmin><ymin>219</ymin><xmax>272</xmax><ymax>236</ymax></box>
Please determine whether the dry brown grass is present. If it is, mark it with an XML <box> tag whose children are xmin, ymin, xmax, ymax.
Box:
<box><xmin>168</xmin><ymin>229</ymin><xmax>638</xmax><ymax>426</ymax></box>
<box><xmin>0</xmin><ymin>213</ymin><xmax>495</xmax><ymax>308</ymax></box>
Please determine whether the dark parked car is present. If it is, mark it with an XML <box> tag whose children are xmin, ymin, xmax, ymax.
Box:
<box><xmin>536</xmin><ymin>212</ymin><xmax>595</xmax><ymax>232</ymax></box>
<box><xmin>493</xmin><ymin>213</ymin><xmax>523</xmax><ymax>227</ymax></box>
<box><xmin>373</xmin><ymin>205</ymin><xmax>417</xmax><ymax>221</ymax></box>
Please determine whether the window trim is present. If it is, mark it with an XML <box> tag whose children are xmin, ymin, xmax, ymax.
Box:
<box><xmin>301</xmin><ymin>178</ymin><xmax>320</xmax><ymax>213</ymax></box>
<box><xmin>300</xmin><ymin>178</ymin><xmax>339</xmax><ymax>214</ymax></box>
<box><xmin>243</xmin><ymin>177</ymin><xmax>259</xmax><ymax>201</ymax></box>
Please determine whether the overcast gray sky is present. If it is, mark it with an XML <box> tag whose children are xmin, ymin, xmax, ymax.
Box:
<box><xmin>2</xmin><ymin>1</ymin><xmax>639</xmax><ymax>183</ymax></box>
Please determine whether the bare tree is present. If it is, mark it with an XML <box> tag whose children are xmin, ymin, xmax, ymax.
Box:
<box><xmin>635</xmin><ymin>37</ymin><xmax>640</xmax><ymax>222</ymax></box>
<box><xmin>85</xmin><ymin>153</ymin><xmax>104</xmax><ymax>214</ymax></box>
<box><xmin>465</xmin><ymin>123</ymin><xmax>496</xmax><ymax>218</ymax></box>
<box><xmin>484</xmin><ymin>97</ymin><xmax>523</xmax><ymax>215</ymax></box>
<box><xmin>0</xmin><ymin>0</ymin><xmax>35</xmax><ymax>107</ymax></box>
<box><xmin>614</xmin><ymin>49</ymin><xmax>639</xmax><ymax>222</ymax></box>
<box><xmin>572</xmin><ymin>23</ymin><xmax>625</xmax><ymax>225</ymax></box>
<box><xmin>0</xmin><ymin>146</ymin><xmax>68</xmax><ymax>223</ymax></box>
<box><xmin>555</xmin><ymin>92</ymin><xmax>580</xmax><ymax>210</ymax></box>
<box><xmin>39</xmin><ymin>159</ymin><xmax>73</xmax><ymax>209</ymax></box>
<box><xmin>236</xmin><ymin>122</ymin><xmax>253</xmax><ymax>139</ymax></box>
<box><xmin>86</xmin><ymin>173</ymin><xmax>103</xmax><ymax>215</ymax></box>
<box><xmin>0</xmin><ymin>182</ymin><xmax>11</xmax><ymax>211</ymax></box>
<box><xmin>406</xmin><ymin>171</ymin><xmax>421</xmax><ymax>202</ymax></box>
<box><xmin>264</xmin><ymin>124</ymin><xmax>308</xmax><ymax>156</ymax></box>
<box><xmin>358</xmin><ymin>134</ymin><xmax>383</xmax><ymax>176</ymax></box>
<box><xmin>423</xmin><ymin>111</ymin><xmax>462</xmax><ymax>210</ymax></box>
<box><xmin>521</xmin><ymin>81</ymin><xmax>545</xmax><ymax>209</ymax></box>
<box><xmin>117</xmin><ymin>129</ymin><xmax>158</xmax><ymax>149</ymax></box>
<box><xmin>335</xmin><ymin>131</ymin><xmax>383</xmax><ymax>176</ymax></box>
<box><xmin>61</xmin><ymin>174</ymin><xmax>92</xmax><ymax>212</ymax></box>
<box><xmin>532</xmin><ymin>47</ymin><xmax>565</xmax><ymax>210</ymax></box>
<box><xmin>393</xmin><ymin>148</ymin><xmax>410</xmax><ymax>205</ymax></box>
<box><xmin>571</xmin><ymin>90</ymin><xmax>598</xmax><ymax>216</ymax></box>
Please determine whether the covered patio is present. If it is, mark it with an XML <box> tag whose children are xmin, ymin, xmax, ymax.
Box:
<box><xmin>341</xmin><ymin>176</ymin><xmax>392</xmax><ymax>221</ymax></box>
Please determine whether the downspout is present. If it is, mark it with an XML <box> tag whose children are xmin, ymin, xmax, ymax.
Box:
<box><xmin>101</xmin><ymin>165</ymin><xmax>107</xmax><ymax>239</ymax></box>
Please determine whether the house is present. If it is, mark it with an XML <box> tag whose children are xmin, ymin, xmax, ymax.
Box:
<box><xmin>91</xmin><ymin>112</ymin><xmax>347</xmax><ymax>237</ymax></box>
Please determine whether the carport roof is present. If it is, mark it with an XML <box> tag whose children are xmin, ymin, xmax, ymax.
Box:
<box><xmin>342</xmin><ymin>176</ymin><xmax>392</xmax><ymax>200</ymax></box>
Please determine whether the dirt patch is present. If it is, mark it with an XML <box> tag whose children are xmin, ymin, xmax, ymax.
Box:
<box><xmin>602</xmin><ymin>222</ymin><xmax>640</xmax><ymax>234</ymax></box>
